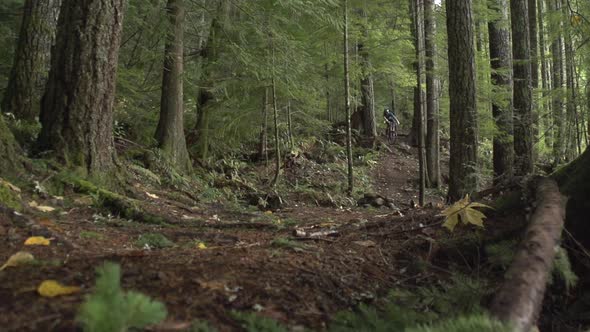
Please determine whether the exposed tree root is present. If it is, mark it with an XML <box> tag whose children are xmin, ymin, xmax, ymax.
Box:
<box><xmin>61</xmin><ymin>176</ymin><xmax>167</xmax><ymax>225</ymax></box>
<box><xmin>490</xmin><ymin>178</ymin><xmax>566</xmax><ymax>332</ymax></box>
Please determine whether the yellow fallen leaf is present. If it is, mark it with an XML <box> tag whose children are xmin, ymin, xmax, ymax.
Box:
<box><xmin>0</xmin><ymin>252</ymin><xmax>35</xmax><ymax>271</ymax></box>
<box><xmin>29</xmin><ymin>201</ymin><xmax>56</xmax><ymax>213</ymax></box>
<box><xmin>264</xmin><ymin>211</ymin><xmax>273</xmax><ymax>215</ymax></box>
<box><xmin>37</xmin><ymin>280</ymin><xmax>80</xmax><ymax>297</ymax></box>
<box><xmin>197</xmin><ymin>242</ymin><xmax>207</xmax><ymax>250</ymax></box>
<box><xmin>24</xmin><ymin>236</ymin><xmax>51</xmax><ymax>246</ymax></box>
<box><xmin>146</xmin><ymin>192</ymin><xmax>159</xmax><ymax>199</ymax></box>
<box><xmin>0</xmin><ymin>178</ymin><xmax>21</xmax><ymax>193</ymax></box>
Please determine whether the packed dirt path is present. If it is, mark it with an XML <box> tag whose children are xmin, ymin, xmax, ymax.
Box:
<box><xmin>0</xmin><ymin>139</ymin><xmax>449</xmax><ymax>331</ymax></box>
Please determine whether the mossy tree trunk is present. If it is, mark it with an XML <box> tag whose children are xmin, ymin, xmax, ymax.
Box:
<box><xmin>1</xmin><ymin>0</ymin><xmax>61</xmax><ymax>121</ymax></box>
<box><xmin>155</xmin><ymin>0</ymin><xmax>192</xmax><ymax>173</ymax></box>
<box><xmin>0</xmin><ymin>117</ymin><xmax>21</xmax><ymax>176</ymax></box>
<box><xmin>511</xmin><ymin>0</ymin><xmax>534</xmax><ymax>175</ymax></box>
<box><xmin>37</xmin><ymin>0</ymin><xmax>124</xmax><ymax>175</ymax></box>
<box><xmin>488</xmin><ymin>0</ymin><xmax>514</xmax><ymax>182</ymax></box>
<box><xmin>446</xmin><ymin>0</ymin><xmax>479</xmax><ymax>202</ymax></box>
<box><xmin>529</xmin><ymin>0</ymin><xmax>539</xmax><ymax>159</ymax></box>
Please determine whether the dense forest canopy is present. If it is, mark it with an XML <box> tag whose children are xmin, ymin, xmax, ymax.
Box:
<box><xmin>1</xmin><ymin>0</ymin><xmax>590</xmax><ymax>331</ymax></box>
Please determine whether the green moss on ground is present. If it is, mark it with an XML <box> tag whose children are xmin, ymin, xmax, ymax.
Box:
<box><xmin>0</xmin><ymin>183</ymin><xmax>21</xmax><ymax>211</ymax></box>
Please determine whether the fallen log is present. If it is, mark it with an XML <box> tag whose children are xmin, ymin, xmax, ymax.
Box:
<box><xmin>490</xmin><ymin>178</ymin><xmax>567</xmax><ymax>332</ymax></box>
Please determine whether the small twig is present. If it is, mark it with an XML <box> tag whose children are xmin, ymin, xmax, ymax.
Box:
<box><xmin>289</xmin><ymin>237</ymin><xmax>335</xmax><ymax>243</ymax></box>
<box><xmin>563</xmin><ymin>228</ymin><xmax>590</xmax><ymax>260</ymax></box>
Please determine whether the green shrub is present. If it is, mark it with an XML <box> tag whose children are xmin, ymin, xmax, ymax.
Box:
<box><xmin>77</xmin><ymin>262</ymin><xmax>167</xmax><ymax>332</ymax></box>
<box><xmin>135</xmin><ymin>233</ymin><xmax>175</xmax><ymax>249</ymax></box>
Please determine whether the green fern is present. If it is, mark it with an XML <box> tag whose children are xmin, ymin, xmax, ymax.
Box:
<box><xmin>550</xmin><ymin>246</ymin><xmax>578</xmax><ymax>291</ymax></box>
<box><xmin>77</xmin><ymin>262</ymin><xmax>167</xmax><ymax>332</ymax></box>
<box><xmin>231</xmin><ymin>311</ymin><xmax>289</xmax><ymax>332</ymax></box>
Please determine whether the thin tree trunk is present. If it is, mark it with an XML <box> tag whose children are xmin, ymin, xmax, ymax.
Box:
<box><xmin>488</xmin><ymin>0</ymin><xmax>514</xmax><ymax>182</ymax></box>
<box><xmin>548</xmin><ymin>0</ymin><xmax>565</xmax><ymax>164</ymax></box>
<box><xmin>270</xmin><ymin>37</ymin><xmax>280</xmax><ymax>187</ymax></box>
<box><xmin>155</xmin><ymin>0</ymin><xmax>192</xmax><ymax>173</ymax></box>
<box><xmin>424</xmin><ymin>0</ymin><xmax>440</xmax><ymax>189</ymax></box>
<box><xmin>529</xmin><ymin>0</ymin><xmax>539</xmax><ymax>159</ymax></box>
<box><xmin>446</xmin><ymin>0</ymin><xmax>479</xmax><ymax>202</ymax></box>
<box><xmin>287</xmin><ymin>101</ymin><xmax>294</xmax><ymax>150</ymax></box>
<box><xmin>511</xmin><ymin>0</ymin><xmax>534</xmax><ymax>175</ymax></box>
<box><xmin>37</xmin><ymin>0</ymin><xmax>124</xmax><ymax>175</ymax></box>
<box><xmin>1</xmin><ymin>0</ymin><xmax>61</xmax><ymax>121</ymax></box>
<box><xmin>258</xmin><ymin>87</ymin><xmax>269</xmax><ymax>162</ymax></box>
<box><xmin>538</xmin><ymin>0</ymin><xmax>552</xmax><ymax>149</ymax></box>
<box><xmin>344</xmin><ymin>0</ymin><xmax>353</xmax><ymax>195</ymax></box>
<box><xmin>412</xmin><ymin>0</ymin><xmax>427</xmax><ymax>204</ymax></box>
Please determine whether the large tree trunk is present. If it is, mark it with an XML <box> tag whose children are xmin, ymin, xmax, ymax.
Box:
<box><xmin>488</xmin><ymin>0</ymin><xmax>514</xmax><ymax>183</ymax></box>
<box><xmin>490</xmin><ymin>178</ymin><xmax>566</xmax><ymax>332</ymax></box>
<box><xmin>511</xmin><ymin>0</ymin><xmax>534</xmax><ymax>175</ymax></box>
<box><xmin>155</xmin><ymin>0</ymin><xmax>192</xmax><ymax>173</ymax></box>
<box><xmin>446</xmin><ymin>0</ymin><xmax>479</xmax><ymax>202</ymax></box>
<box><xmin>37</xmin><ymin>0</ymin><xmax>124</xmax><ymax>175</ymax></box>
<box><xmin>357</xmin><ymin>10</ymin><xmax>376</xmax><ymax>143</ymax></box>
<box><xmin>1</xmin><ymin>0</ymin><xmax>61</xmax><ymax>121</ymax></box>
<box><xmin>191</xmin><ymin>1</ymin><xmax>223</xmax><ymax>162</ymax></box>
<box><xmin>548</xmin><ymin>0</ymin><xmax>565</xmax><ymax>164</ymax></box>
<box><xmin>562</xmin><ymin>0</ymin><xmax>577</xmax><ymax>162</ymax></box>
<box><xmin>424</xmin><ymin>0</ymin><xmax>440</xmax><ymax>189</ymax></box>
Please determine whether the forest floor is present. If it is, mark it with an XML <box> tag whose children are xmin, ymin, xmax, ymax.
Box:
<box><xmin>0</xmin><ymin>137</ymin><xmax>516</xmax><ymax>331</ymax></box>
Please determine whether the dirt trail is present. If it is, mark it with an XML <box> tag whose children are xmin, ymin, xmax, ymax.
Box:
<box><xmin>0</xmin><ymin>142</ymin><xmax>447</xmax><ymax>331</ymax></box>
<box><xmin>372</xmin><ymin>137</ymin><xmax>445</xmax><ymax>207</ymax></box>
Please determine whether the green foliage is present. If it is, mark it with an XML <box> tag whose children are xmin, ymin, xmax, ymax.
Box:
<box><xmin>77</xmin><ymin>262</ymin><xmax>167</xmax><ymax>332</ymax></box>
<box><xmin>405</xmin><ymin>314</ymin><xmax>510</xmax><ymax>332</ymax></box>
<box><xmin>0</xmin><ymin>181</ymin><xmax>21</xmax><ymax>211</ymax></box>
<box><xmin>135</xmin><ymin>233</ymin><xmax>175</xmax><ymax>249</ymax></box>
<box><xmin>485</xmin><ymin>240</ymin><xmax>517</xmax><ymax>270</ymax></box>
<box><xmin>550</xmin><ymin>246</ymin><xmax>578</xmax><ymax>291</ymax></box>
<box><xmin>80</xmin><ymin>231</ymin><xmax>104</xmax><ymax>240</ymax></box>
<box><xmin>190</xmin><ymin>320</ymin><xmax>218</xmax><ymax>332</ymax></box>
<box><xmin>231</xmin><ymin>311</ymin><xmax>289</xmax><ymax>332</ymax></box>
<box><xmin>271</xmin><ymin>237</ymin><xmax>307</xmax><ymax>250</ymax></box>
<box><xmin>330</xmin><ymin>272</ymin><xmax>491</xmax><ymax>331</ymax></box>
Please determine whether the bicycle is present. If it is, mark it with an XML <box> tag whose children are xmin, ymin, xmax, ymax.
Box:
<box><xmin>385</xmin><ymin>120</ymin><xmax>397</xmax><ymax>144</ymax></box>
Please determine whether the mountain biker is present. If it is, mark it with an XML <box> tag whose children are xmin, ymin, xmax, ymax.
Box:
<box><xmin>383</xmin><ymin>108</ymin><xmax>400</xmax><ymax>127</ymax></box>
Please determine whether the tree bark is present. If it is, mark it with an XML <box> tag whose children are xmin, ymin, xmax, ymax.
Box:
<box><xmin>424</xmin><ymin>0</ymin><xmax>440</xmax><ymax>189</ymax></box>
<box><xmin>529</xmin><ymin>0</ymin><xmax>539</xmax><ymax>158</ymax></box>
<box><xmin>446</xmin><ymin>0</ymin><xmax>479</xmax><ymax>202</ymax></box>
<box><xmin>511</xmin><ymin>0</ymin><xmax>534</xmax><ymax>175</ymax></box>
<box><xmin>37</xmin><ymin>0</ymin><xmax>124</xmax><ymax>175</ymax></box>
<box><xmin>1</xmin><ymin>0</ymin><xmax>61</xmax><ymax>121</ymax></box>
<box><xmin>538</xmin><ymin>0</ymin><xmax>552</xmax><ymax>149</ymax></box>
<box><xmin>548</xmin><ymin>0</ymin><xmax>565</xmax><ymax>164</ymax></box>
<box><xmin>343</xmin><ymin>0</ymin><xmax>353</xmax><ymax>195</ymax></box>
<box><xmin>490</xmin><ymin>178</ymin><xmax>566</xmax><ymax>332</ymax></box>
<box><xmin>0</xmin><ymin>117</ymin><xmax>21</xmax><ymax>176</ymax></box>
<box><xmin>411</xmin><ymin>0</ymin><xmax>427</xmax><ymax>205</ymax></box>
<box><xmin>488</xmin><ymin>0</ymin><xmax>514</xmax><ymax>182</ymax></box>
<box><xmin>155</xmin><ymin>0</ymin><xmax>192</xmax><ymax>173</ymax></box>
<box><xmin>357</xmin><ymin>8</ymin><xmax>377</xmax><ymax>142</ymax></box>
<box><xmin>258</xmin><ymin>87</ymin><xmax>269</xmax><ymax>163</ymax></box>
<box><xmin>270</xmin><ymin>35</ymin><xmax>280</xmax><ymax>187</ymax></box>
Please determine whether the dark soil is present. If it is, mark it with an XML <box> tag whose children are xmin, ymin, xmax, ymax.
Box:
<box><xmin>0</xmin><ymin>139</ymin><xmax>471</xmax><ymax>331</ymax></box>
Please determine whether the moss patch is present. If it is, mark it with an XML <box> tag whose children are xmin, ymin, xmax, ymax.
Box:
<box><xmin>0</xmin><ymin>183</ymin><xmax>21</xmax><ymax>211</ymax></box>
